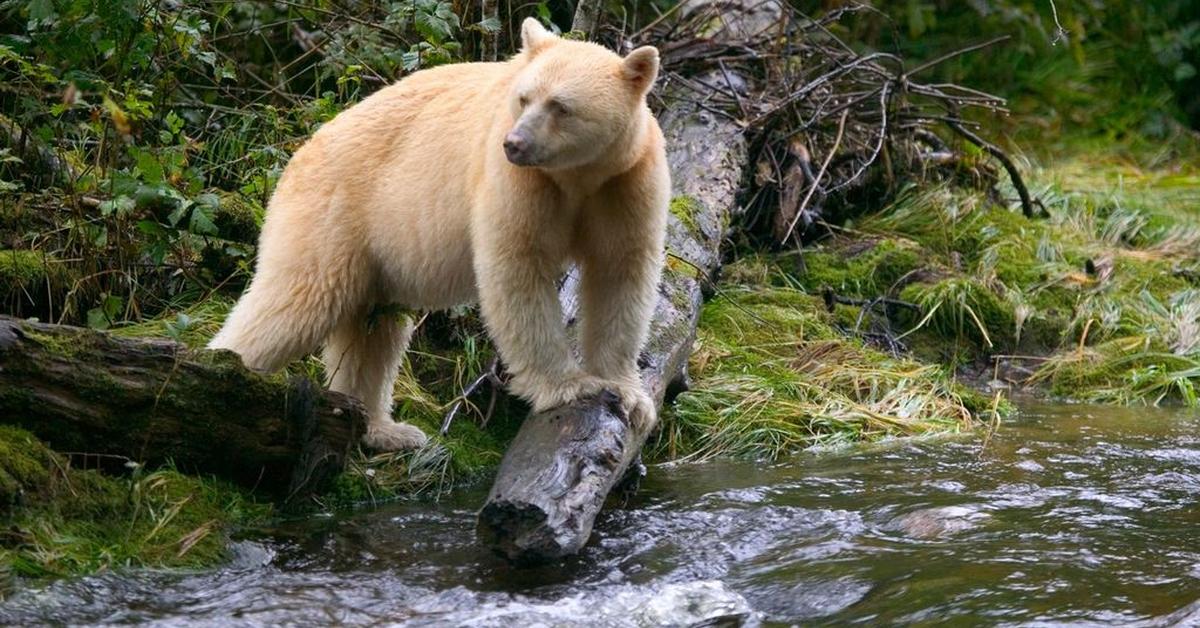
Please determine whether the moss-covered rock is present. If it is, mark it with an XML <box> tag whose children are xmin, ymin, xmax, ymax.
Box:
<box><xmin>0</xmin><ymin>426</ymin><xmax>53</xmax><ymax>514</ymax></box>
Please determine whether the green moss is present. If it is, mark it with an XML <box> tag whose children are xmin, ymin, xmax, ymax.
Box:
<box><xmin>23</xmin><ymin>329</ymin><xmax>88</xmax><ymax>359</ymax></box>
<box><xmin>665</xmin><ymin>250</ymin><xmax>703</xmax><ymax>280</ymax></box>
<box><xmin>794</xmin><ymin>237</ymin><xmax>927</xmax><ymax>297</ymax></box>
<box><xmin>669</xmin><ymin>196</ymin><xmax>703</xmax><ymax>235</ymax></box>
<box><xmin>0</xmin><ymin>250</ymin><xmax>46</xmax><ymax>286</ymax></box>
<box><xmin>322</xmin><ymin>445</ymin><xmax>454</xmax><ymax>508</ymax></box>
<box><xmin>0</xmin><ymin>249</ymin><xmax>67</xmax><ymax>296</ymax></box>
<box><xmin>0</xmin><ymin>427</ymin><xmax>268</xmax><ymax>582</ymax></box>
<box><xmin>214</xmin><ymin>191</ymin><xmax>264</xmax><ymax>242</ymax></box>
<box><xmin>0</xmin><ymin>426</ymin><xmax>52</xmax><ymax>512</ymax></box>
<box><xmin>1030</xmin><ymin>337</ymin><xmax>1200</xmax><ymax>407</ymax></box>
<box><xmin>840</xmin><ymin>155</ymin><xmax>1200</xmax><ymax>405</ymax></box>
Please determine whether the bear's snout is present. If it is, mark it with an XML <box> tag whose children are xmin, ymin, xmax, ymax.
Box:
<box><xmin>503</xmin><ymin>132</ymin><xmax>535</xmax><ymax>166</ymax></box>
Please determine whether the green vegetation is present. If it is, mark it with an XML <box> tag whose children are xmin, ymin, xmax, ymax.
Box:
<box><xmin>789</xmin><ymin>158</ymin><xmax>1200</xmax><ymax>406</ymax></box>
<box><xmin>0</xmin><ymin>425</ymin><xmax>267</xmax><ymax>591</ymax></box>
<box><xmin>651</xmin><ymin>256</ymin><xmax>993</xmax><ymax>461</ymax></box>
<box><xmin>0</xmin><ymin>0</ymin><xmax>1197</xmax><ymax>582</ymax></box>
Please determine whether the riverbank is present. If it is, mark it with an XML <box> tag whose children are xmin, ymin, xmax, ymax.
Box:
<box><xmin>2</xmin><ymin>0</ymin><xmax>1198</xmax><ymax>587</ymax></box>
<box><xmin>3</xmin><ymin>139</ymin><xmax>1197</xmax><ymax>587</ymax></box>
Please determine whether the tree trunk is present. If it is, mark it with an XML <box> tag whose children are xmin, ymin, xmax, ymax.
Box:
<box><xmin>0</xmin><ymin>316</ymin><xmax>366</xmax><ymax>502</ymax></box>
<box><xmin>571</xmin><ymin>0</ymin><xmax>602</xmax><ymax>37</ymax></box>
<box><xmin>477</xmin><ymin>0</ymin><xmax>782</xmax><ymax>563</ymax></box>
<box><xmin>481</xmin><ymin>0</ymin><xmax>499</xmax><ymax>61</ymax></box>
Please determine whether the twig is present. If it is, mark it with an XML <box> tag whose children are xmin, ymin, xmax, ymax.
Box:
<box><xmin>665</xmin><ymin>251</ymin><xmax>770</xmax><ymax>326</ymax></box>
<box><xmin>439</xmin><ymin>357</ymin><xmax>505</xmax><ymax>435</ymax></box>
<box><xmin>481</xmin><ymin>0</ymin><xmax>499</xmax><ymax>61</ymax></box>
<box><xmin>904</xmin><ymin>36</ymin><xmax>1010</xmax><ymax>78</ymax></box>
<box><xmin>977</xmin><ymin>391</ymin><xmax>1003</xmax><ymax>458</ymax></box>
<box><xmin>821</xmin><ymin>287</ymin><xmax>921</xmax><ymax>313</ymax></box>
<box><xmin>945</xmin><ymin>121</ymin><xmax>1039</xmax><ymax>219</ymax></box>
<box><xmin>784</xmin><ymin>110</ymin><xmax>847</xmax><ymax>241</ymax></box>
<box><xmin>1048</xmin><ymin>0</ymin><xmax>1069</xmax><ymax>45</ymax></box>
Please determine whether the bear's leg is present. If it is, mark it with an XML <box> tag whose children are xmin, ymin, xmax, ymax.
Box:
<box><xmin>210</xmin><ymin>271</ymin><xmax>351</xmax><ymax>372</ymax></box>
<box><xmin>323</xmin><ymin>312</ymin><xmax>429</xmax><ymax>451</ymax></box>
<box><xmin>574</xmin><ymin>159</ymin><xmax>671</xmax><ymax>431</ymax></box>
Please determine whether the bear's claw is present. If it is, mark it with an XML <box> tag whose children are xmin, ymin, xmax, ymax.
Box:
<box><xmin>611</xmin><ymin>382</ymin><xmax>657</xmax><ymax>432</ymax></box>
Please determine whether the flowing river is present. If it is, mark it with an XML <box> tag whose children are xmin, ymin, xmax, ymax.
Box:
<box><xmin>2</xmin><ymin>401</ymin><xmax>1199</xmax><ymax>626</ymax></box>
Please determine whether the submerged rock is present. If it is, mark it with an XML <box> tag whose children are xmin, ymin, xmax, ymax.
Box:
<box><xmin>889</xmin><ymin>505</ymin><xmax>990</xmax><ymax>539</ymax></box>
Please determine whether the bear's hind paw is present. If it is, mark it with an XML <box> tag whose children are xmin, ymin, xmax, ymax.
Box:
<box><xmin>364</xmin><ymin>421</ymin><xmax>430</xmax><ymax>452</ymax></box>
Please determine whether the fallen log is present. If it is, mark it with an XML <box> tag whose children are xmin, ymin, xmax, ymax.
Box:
<box><xmin>0</xmin><ymin>316</ymin><xmax>366</xmax><ymax>502</ymax></box>
<box><xmin>476</xmin><ymin>0</ymin><xmax>781</xmax><ymax>563</ymax></box>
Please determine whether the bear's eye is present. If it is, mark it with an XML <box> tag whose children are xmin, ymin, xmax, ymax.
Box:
<box><xmin>518</xmin><ymin>95</ymin><xmax>530</xmax><ymax>108</ymax></box>
<box><xmin>549</xmin><ymin>99</ymin><xmax>570</xmax><ymax>116</ymax></box>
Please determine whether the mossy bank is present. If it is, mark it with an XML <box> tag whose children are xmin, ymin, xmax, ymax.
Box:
<box><xmin>792</xmin><ymin>153</ymin><xmax>1200</xmax><ymax>406</ymax></box>
<box><xmin>0</xmin><ymin>426</ymin><xmax>267</xmax><ymax>595</ymax></box>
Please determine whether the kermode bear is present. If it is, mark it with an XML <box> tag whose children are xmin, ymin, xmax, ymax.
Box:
<box><xmin>209</xmin><ymin>18</ymin><xmax>670</xmax><ymax>450</ymax></box>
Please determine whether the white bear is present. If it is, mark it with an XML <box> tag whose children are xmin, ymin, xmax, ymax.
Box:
<box><xmin>210</xmin><ymin>18</ymin><xmax>670</xmax><ymax>450</ymax></box>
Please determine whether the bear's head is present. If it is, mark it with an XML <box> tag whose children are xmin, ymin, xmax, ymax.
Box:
<box><xmin>503</xmin><ymin>18</ymin><xmax>659</xmax><ymax>170</ymax></box>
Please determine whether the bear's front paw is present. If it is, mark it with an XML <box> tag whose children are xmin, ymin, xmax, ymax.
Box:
<box><xmin>363</xmin><ymin>420</ymin><xmax>429</xmax><ymax>452</ymax></box>
<box><xmin>515</xmin><ymin>371</ymin><xmax>608</xmax><ymax>413</ymax></box>
<box><xmin>610</xmin><ymin>380</ymin><xmax>657</xmax><ymax>432</ymax></box>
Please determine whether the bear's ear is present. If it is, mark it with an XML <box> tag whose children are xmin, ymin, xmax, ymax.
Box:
<box><xmin>520</xmin><ymin>17</ymin><xmax>556</xmax><ymax>54</ymax></box>
<box><xmin>622</xmin><ymin>46</ymin><xmax>660</xmax><ymax>93</ymax></box>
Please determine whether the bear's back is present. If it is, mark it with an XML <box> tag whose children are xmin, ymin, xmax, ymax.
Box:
<box><xmin>317</xmin><ymin>61</ymin><xmax>515</xmax><ymax>144</ymax></box>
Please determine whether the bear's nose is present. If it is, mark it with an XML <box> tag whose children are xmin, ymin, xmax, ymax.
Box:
<box><xmin>503</xmin><ymin>133</ymin><xmax>529</xmax><ymax>164</ymax></box>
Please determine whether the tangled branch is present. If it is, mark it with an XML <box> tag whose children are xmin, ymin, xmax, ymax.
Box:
<box><xmin>618</xmin><ymin>0</ymin><xmax>1038</xmax><ymax>245</ymax></box>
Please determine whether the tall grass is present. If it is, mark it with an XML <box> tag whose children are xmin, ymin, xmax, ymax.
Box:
<box><xmin>652</xmin><ymin>260</ymin><xmax>985</xmax><ymax>462</ymax></box>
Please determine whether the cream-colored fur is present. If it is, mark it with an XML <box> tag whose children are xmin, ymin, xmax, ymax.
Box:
<box><xmin>209</xmin><ymin>19</ymin><xmax>670</xmax><ymax>451</ymax></box>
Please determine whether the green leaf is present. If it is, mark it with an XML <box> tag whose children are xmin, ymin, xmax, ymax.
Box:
<box><xmin>217</xmin><ymin>60</ymin><xmax>237</xmax><ymax>82</ymax></box>
<box><xmin>167</xmin><ymin>198</ymin><xmax>192</xmax><ymax>227</ymax></box>
<box><xmin>111</xmin><ymin>170</ymin><xmax>140</xmax><ymax>196</ymax></box>
<box><xmin>86</xmin><ymin>295</ymin><xmax>122</xmax><ymax>330</ymax></box>
<box><xmin>1175</xmin><ymin>62</ymin><xmax>1196</xmax><ymax>81</ymax></box>
<box><xmin>87</xmin><ymin>307</ymin><xmax>110</xmax><ymax>330</ymax></box>
<box><xmin>98</xmin><ymin>195</ymin><xmax>135</xmax><ymax>217</ymax></box>
<box><xmin>476</xmin><ymin>17</ymin><xmax>501</xmax><ymax>33</ymax></box>
<box><xmin>189</xmin><ymin>202</ymin><xmax>218</xmax><ymax>236</ymax></box>
<box><xmin>27</xmin><ymin>0</ymin><xmax>56</xmax><ymax>23</ymax></box>
<box><xmin>165</xmin><ymin>111</ymin><xmax>185</xmax><ymax>135</ymax></box>
<box><xmin>195</xmin><ymin>192</ymin><xmax>220</xmax><ymax>208</ymax></box>
<box><xmin>136</xmin><ymin>219</ymin><xmax>164</xmax><ymax>236</ymax></box>
<box><xmin>131</xmin><ymin>147</ymin><xmax>164</xmax><ymax>184</ymax></box>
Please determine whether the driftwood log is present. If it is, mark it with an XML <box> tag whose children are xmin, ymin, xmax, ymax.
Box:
<box><xmin>0</xmin><ymin>316</ymin><xmax>366</xmax><ymax>502</ymax></box>
<box><xmin>476</xmin><ymin>0</ymin><xmax>781</xmax><ymax>563</ymax></box>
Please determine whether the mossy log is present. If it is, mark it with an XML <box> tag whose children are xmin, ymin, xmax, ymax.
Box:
<box><xmin>0</xmin><ymin>316</ymin><xmax>366</xmax><ymax>502</ymax></box>
<box><xmin>476</xmin><ymin>0</ymin><xmax>779</xmax><ymax>563</ymax></box>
